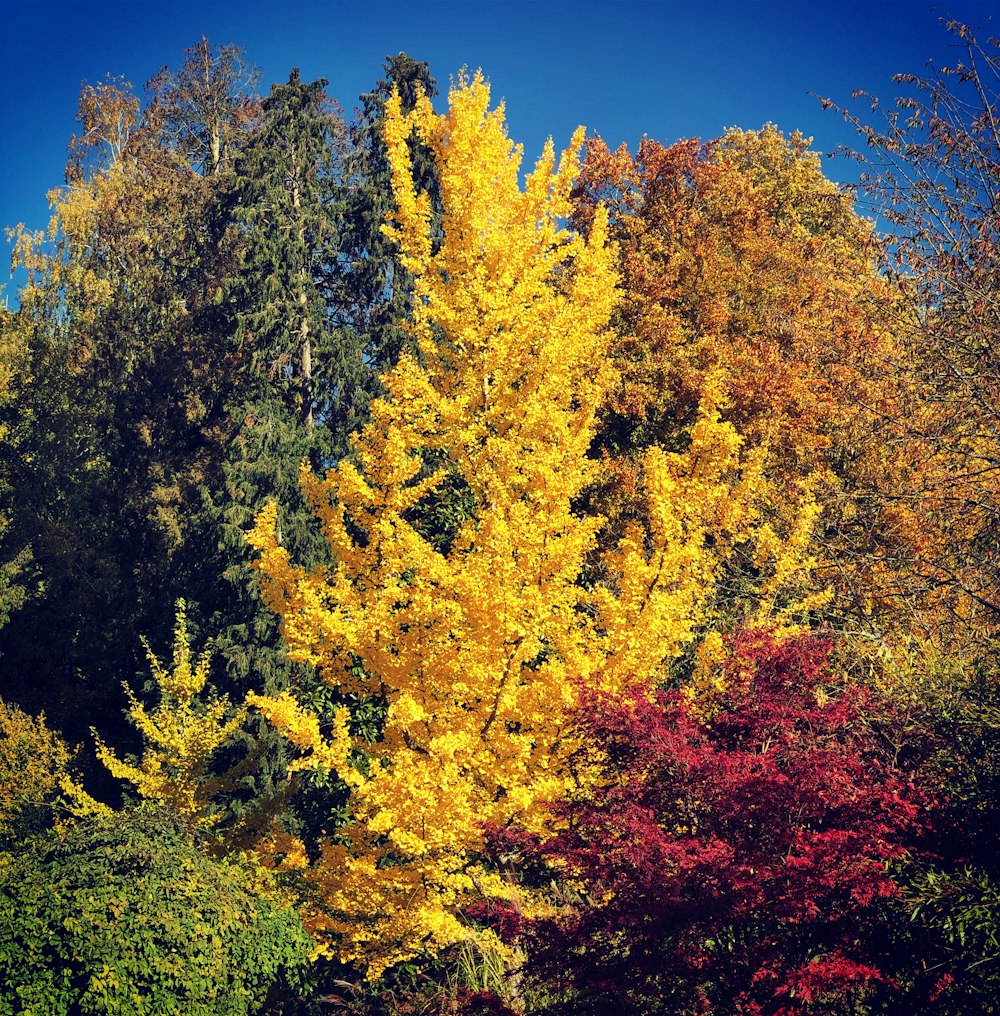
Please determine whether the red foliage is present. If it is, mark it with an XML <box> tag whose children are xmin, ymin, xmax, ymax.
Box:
<box><xmin>503</xmin><ymin>631</ymin><xmax>930</xmax><ymax>1014</ymax></box>
<box><xmin>465</xmin><ymin>900</ymin><xmax>526</xmax><ymax>943</ymax></box>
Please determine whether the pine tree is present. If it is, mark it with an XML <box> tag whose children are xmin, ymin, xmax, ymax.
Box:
<box><xmin>338</xmin><ymin>53</ymin><xmax>441</xmax><ymax>387</ymax></box>
<box><xmin>198</xmin><ymin>69</ymin><xmax>351</xmax><ymax>690</ymax></box>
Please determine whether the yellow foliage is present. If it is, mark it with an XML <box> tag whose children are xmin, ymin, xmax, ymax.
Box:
<box><xmin>0</xmin><ymin>699</ymin><xmax>72</xmax><ymax>841</ymax></box>
<box><xmin>10</xmin><ymin>185</ymin><xmax>116</xmax><ymax>328</ymax></box>
<box><xmin>247</xmin><ymin>74</ymin><xmax>800</xmax><ymax>976</ymax></box>
<box><xmin>67</xmin><ymin>601</ymin><xmax>246</xmax><ymax>829</ymax></box>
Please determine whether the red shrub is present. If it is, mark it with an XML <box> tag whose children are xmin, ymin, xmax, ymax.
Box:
<box><xmin>504</xmin><ymin>631</ymin><xmax>930</xmax><ymax>1015</ymax></box>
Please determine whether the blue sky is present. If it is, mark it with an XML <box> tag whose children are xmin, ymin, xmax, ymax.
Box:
<box><xmin>2</xmin><ymin>0</ymin><xmax>999</xmax><ymax>299</ymax></box>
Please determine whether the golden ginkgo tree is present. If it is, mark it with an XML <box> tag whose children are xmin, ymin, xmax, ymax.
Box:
<box><xmin>246</xmin><ymin>74</ymin><xmax>814</xmax><ymax>975</ymax></box>
<box><xmin>65</xmin><ymin>602</ymin><xmax>247</xmax><ymax>834</ymax></box>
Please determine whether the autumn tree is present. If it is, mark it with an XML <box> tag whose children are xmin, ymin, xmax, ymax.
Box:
<box><xmin>62</xmin><ymin>602</ymin><xmax>258</xmax><ymax>842</ymax></box>
<box><xmin>145</xmin><ymin>36</ymin><xmax>259</xmax><ymax>176</ymax></box>
<box><xmin>244</xmin><ymin>73</ymin><xmax>815</xmax><ymax>978</ymax></box>
<box><xmin>571</xmin><ymin>125</ymin><xmax>891</xmax><ymax>472</ymax></box>
<box><xmin>498</xmin><ymin>631</ymin><xmax>927</xmax><ymax>1016</ymax></box>
<box><xmin>0</xmin><ymin>699</ymin><xmax>73</xmax><ymax>851</ymax></box>
<box><xmin>752</xmin><ymin>23</ymin><xmax>1000</xmax><ymax>1009</ymax></box>
<box><xmin>822</xmin><ymin>18</ymin><xmax>1000</xmax><ymax>650</ymax></box>
<box><xmin>570</xmin><ymin>127</ymin><xmax>902</xmax><ymax>634</ymax></box>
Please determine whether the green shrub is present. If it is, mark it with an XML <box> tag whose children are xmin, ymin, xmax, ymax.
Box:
<box><xmin>0</xmin><ymin>803</ymin><xmax>312</xmax><ymax>1015</ymax></box>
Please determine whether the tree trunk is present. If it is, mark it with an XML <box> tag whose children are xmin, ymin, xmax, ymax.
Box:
<box><xmin>290</xmin><ymin>146</ymin><xmax>314</xmax><ymax>428</ymax></box>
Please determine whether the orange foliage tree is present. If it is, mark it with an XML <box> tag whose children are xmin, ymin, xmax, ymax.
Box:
<box><xmin>569</xmin><ymin>126</ymin><xmax>945</xmax><ymax>641</ymax></box>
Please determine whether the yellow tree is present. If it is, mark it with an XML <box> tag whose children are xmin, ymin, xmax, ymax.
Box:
<box><xmin>66</xmin><ymin>602</ymin><xmax>248</xmax><ymax>835</ymax></box>
<box><xmin>0</xmin><ymin>699</ymin><xmax>72</xmax><ymax>849</ymax></box>
<box><xmin>247</xmin><ymin>75</ymin><xmax>806</xmax><ymax>975</ymax></box>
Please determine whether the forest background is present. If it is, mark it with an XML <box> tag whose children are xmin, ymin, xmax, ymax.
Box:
<box><xmin>3</xmin><ymin>0</ymin><xmax>995</xmax><ymax>270</ymax></box>
<box><xmin>4</xmin><ymin>2</ymin><xmax>1000</xmax><ymax>1015</ymax></box>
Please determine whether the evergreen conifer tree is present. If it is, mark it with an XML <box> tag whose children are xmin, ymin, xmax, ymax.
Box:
<box><xmin>201</xmin><ymin>69</ymin><xmax>350</xmax><ymax>690</ymax></box>
<box><xmin>338</xmin><ymin>53</ymin><xmax>440</xmax><ymax>385</ymax></box>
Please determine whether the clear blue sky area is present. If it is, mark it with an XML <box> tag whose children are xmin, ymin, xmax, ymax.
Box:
<box><xmin>2</xmin><ymin>0</ymin><xmax>999</xmax><ymax>297</ymax></box>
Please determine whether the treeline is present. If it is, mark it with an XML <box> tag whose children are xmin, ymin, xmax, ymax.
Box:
<box><xmin>1</xmin><ymin>20</ymin><xmax>1000</xmax><ymax>1016</ymax></box>
<box><xmin>1</xmin><ymin>42</ymin><xmax>437</xmax><ymax>767</ymax></box>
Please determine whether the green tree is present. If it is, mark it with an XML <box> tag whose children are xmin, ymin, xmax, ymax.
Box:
<box><xmin>338</xmin><ymin>52</ymin><xmax>441</xmax><ymax>383</ymax></box>
<box><xmin>197</xmin><ymin>69</ymin><xmax>350</xmax><ymax>689</ymax></box>
<box><xmin>0</xmin><ymin>48</ymin><xmax>255</xmax><ymax>766</ymax></box>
